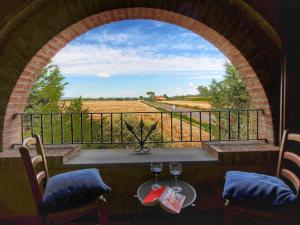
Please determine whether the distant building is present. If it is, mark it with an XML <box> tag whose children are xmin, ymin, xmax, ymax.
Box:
<box><xmin>154</xmin><ymin>96</ymin><xmax>166</xmax><ymax>101</ymax></box>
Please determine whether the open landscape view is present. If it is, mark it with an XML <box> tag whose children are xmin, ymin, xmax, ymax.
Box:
<box><xmin>22</xmin><ymin>19</ymin><xmax>259</xmax><ymax>150</ymax></box>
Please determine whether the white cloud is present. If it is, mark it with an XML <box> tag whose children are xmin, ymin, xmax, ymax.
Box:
<box><xmin>189</xmin><ymin>82</ymin><xmax>194</xmax><ymax>87</ymax></box>
<box><xmin>151</xmin><ymin>20</ymin><xmax>166</xmax><ymax>28</ymax></box>
<box><xmin>171</xmin><ymin>42</ymin><xmax>206</xmax><ymax>50</ymax></box>
<box><xmin>82</xmin><ymin>31</ymin><xmax>129</xmax><ymax>44</ymax></box>
<box><xmin>97</xmin><ymin>72</ymin><xmax>111</xmax><ymax>78</ymax></box>
<box><xmin>186</xmin><ymin>75</ymin><xmax>223</xmax><ymax>80</ymax></box>
<box><xmin>53</xmin><ymin>44</ymin><xmax>226</xmax><ymax>78</ymax></box>
<box><xmin>174</xmin><ymin>86</ymin><xmax>198</xmax><ymax>96</ymax></box>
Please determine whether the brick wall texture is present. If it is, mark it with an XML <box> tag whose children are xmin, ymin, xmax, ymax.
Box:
<box><xmin>0</xmin><ymin>0</ymin><xmax>282</xmax><ymax>150</ymax></box>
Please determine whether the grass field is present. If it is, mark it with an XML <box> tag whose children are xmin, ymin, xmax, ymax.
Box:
<box><xmin>63</xmin><ymin>100</ymin><xmax>158</xmax><ymax>113</ymax></box>
<box><xmin>161</xmin><ymin>100</ymin><xmax>212</xmax><ymax>110</ymax></box>
<box><xmin>61</xmin><ymin>100</ymin><xmax>208</xmax><ymax>148</ymax></box>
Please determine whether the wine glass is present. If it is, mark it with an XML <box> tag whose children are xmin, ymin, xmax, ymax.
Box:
<box><xmin>169</xmin><ymin>162</ymin><xmax>182</xmax><ymax>192</ymax></box>
<box><xmin>150</xmin><ymin>162</ymin><xmax>163</xmax><ymax>189</ymax></box>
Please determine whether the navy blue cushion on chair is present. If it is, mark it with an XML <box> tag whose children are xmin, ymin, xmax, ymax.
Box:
<box><xmin>41</xmin><ymin>168</ymin><xmax>111</xmax><ymax>212</ymax></box>
<box><xmin>223</xmin><ymin>171</ymin><xmax>297</xmax><ymax>206</ymax></box>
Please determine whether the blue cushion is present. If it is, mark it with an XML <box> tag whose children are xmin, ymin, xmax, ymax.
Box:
<box><xmin>223</xmin><ymin>171</ymin><xmax>297</xmax><ymax>206</ymax></box>
<box><xmin>41</xmin><ymin>168</ymin><xmax>111</xmax><ymax>212</ymax></box>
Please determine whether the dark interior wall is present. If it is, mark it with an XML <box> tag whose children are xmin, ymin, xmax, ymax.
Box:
<box><xmin>278</xmin><ymin>1</ymin><xmax>300</xmax><ymax>133</ymax></box>
<box><xmin>0</xmin><ymin>0</ymin><xmax>32</xmax><ymax>29</ymax></box>
<box><xmin>245</xmin><ymin>0</ymin><xmax>280</xmax><ymax>33</ymax></box>
<box><xmin>245</xmin><ymin>0</ymin><xmax>300</xmax><ymax>136</ymax></box>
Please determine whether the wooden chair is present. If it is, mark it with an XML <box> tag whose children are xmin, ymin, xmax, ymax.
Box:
<box><xmin>224</xmin><ymin>130</ymin><xmax>300</xmax><ymax>225</ymax></box>
<box><xmin>19</xmin><ymin>134</ymin><xmax>108</xmax><ymax>225</ymax></box>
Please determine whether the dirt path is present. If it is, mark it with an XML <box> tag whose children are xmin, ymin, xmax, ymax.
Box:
<box><xmin>143</xmin><ymin>101</ymin><xmax>214</xmax><ymax>124</ymax></box>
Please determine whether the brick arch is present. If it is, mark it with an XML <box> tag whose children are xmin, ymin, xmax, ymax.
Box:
<box><xmin>0</xmin><ymin>2</ymin><xmax>281</xmax><ymax>150</ymax></box>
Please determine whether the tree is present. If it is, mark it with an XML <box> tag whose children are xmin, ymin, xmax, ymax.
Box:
<box><xmin>25</xmin><ymin>62</ymin><xmax>68</xmax><ymax>113</ymax></box>
<box><xmin>209</xmin><ymin>63</ymin><xmax>250</xmax><ymax>109</ymax></box>
<box><xmin>146</xmin><ymin>91</ymin><xmax>155</xmax><ymax>100</ymax></box>
<box><xmin>64</xmin><ymin>97</ymin><xmax>88</xmax><ymax>113</ymax></box>
<box><xmin>197</xmin><ymin>85</ymin><xmax>211</xmax><ymax>97</ymax></box>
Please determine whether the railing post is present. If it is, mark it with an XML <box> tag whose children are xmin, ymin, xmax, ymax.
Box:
<box><xmin>237</xmin><ymin>110</ymin><xmax>240</xmax><ymax>140</ymax></box>
<box><xmin>161</xmin><ymin>112</ymin><xmax>163</xmax><ymax>142</ymax></box>
<box><xmin>256</xmin><ymin>110</ymin><xmax>259</xmax><ymax>139</ymax></box>
<box><xmin>90</xmin><ymin>113</ymin><xmax>93</xmax><ymax>143</ymax></box>
<box><xmin>21</xmin><ymin>114</ymin><xmax>24</xmax><ymax>143</ymax></box>
<box><xmin>30</xmin><ymin>114</ymin><xmax>34</xmax><ymax>137</ymax></box>
<box><xmin>190</xmin><ymin>112</ymin><xmax>192</xmax><ymax>142</ymax></box>
<box><xmin>199</xmin><ymin>112</ymin><xmax>202</xmax><ymax>141</ymax></box>
<box><xmin>170</xmin><ymin>112</ymin><xmax>173</xmax><ymax>142</ymax></box>
<box><xmin>40</xmin><ymin>114</ymin><xmax>44</xmax><ymax>144</ymax></box>
<box><xmin>121</xmin><ymin>113</ymin><xmax>123</xmax><ymax>144</ymax></box>
<box><xmin>60</xmin><ymin>114</ymin><xmax>64</xmax><ymax>144</ymax></box>
<box><xmin>180</xmin><ymin>112</ymin><xmax>183</xmax><ymax>141</ymax></box>
<box><xmin>50</xmin><ymin>113</ymin><xmax>54</xmax><ymax>144</ymax></box>
<box><xmin>218</xmin><ymin>111</ymin><xmax>221</xmax><ymax>141</ymax></box>
<box><xmin>80</xmin><ymin>113</ymin><xmax>83</xmax><ymax>143</ymax></box>
<box><xmin>247</xmin><ymin>110</ymin><xmax>249</xmax><ymax>140</ymax></box>
<box><xmin>71</xmin><ymin>114</ymin><xmax>74</xmax><ymax>144</ymax></box>
<box><xmin>110</xmin><ymin>113</ymin><xmax>113</xmax><ymax>143</ymax></box>
<box><xmin>100</xmin><ymin>113</ymin><xmax>103</xmax><ymax>143</ymax></box>
<box><xmin>209</xmin><ymin>111</ymin><xmax>211</xmax><ymax>141</ymax></box>
<box><xmin>228</xmin><ymin>111</ymin><xmax>231</xmax><ymax>140</ymax></box>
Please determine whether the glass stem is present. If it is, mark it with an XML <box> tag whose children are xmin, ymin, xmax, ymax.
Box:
<box><xmin>155</xmin><ymin>174</ymin><xmax>158</xmax><ymax>185</ymax></box>
<box><xmin>175</xmin><ymin>176</ymin><xmax>178</xmax><ymax>186</ymax></box>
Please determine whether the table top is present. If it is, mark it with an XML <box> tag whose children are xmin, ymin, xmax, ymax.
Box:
<box><xmin>137</xmin><ymin>179</ymin><xmax>197</xmax><ymax>208</ymax></box>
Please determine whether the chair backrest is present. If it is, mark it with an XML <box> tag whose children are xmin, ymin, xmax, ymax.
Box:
<box><xmin>19</xmin><ymin>134</ymin><xmax>49</xmax><ymax>211</ymax></box>
<box><xmin>276</xmin><ymin>130</ymin><xmax>300</xmax><ymax>197</ymax></box>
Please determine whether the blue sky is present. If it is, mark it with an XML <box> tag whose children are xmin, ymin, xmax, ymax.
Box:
<box><xmin>52</xmin><ymin>19</ymin><xmax>228</xmax><ymax>98</ymax></box>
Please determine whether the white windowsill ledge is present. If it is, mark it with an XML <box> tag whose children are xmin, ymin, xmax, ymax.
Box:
<box><xmin>63</xmin><ymin>148</ymin><xmax>218</xmax><ymax>168</ymax></box>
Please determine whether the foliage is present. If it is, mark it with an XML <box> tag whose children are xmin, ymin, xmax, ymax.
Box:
<box><xmin>25</xmin><ymin>63</ymin><xmax>68</xmax><ymax>114</ymax></box>
<box><xmin>24</xmin><ymin>63</ymin><xmax>90</xmax><ymax>144</ymax></box>
<box><xmin>146</xmin><ymin>91</ymin><xmax>155</xmax><ymax>100</ymax></box>
<box><xmin>209</xmin><ymin>63</ymin><xmax>251</xmax><ymax>109</ymax></box>
<box><xmin>64</xmin><ymin>97</ymin><xmax>88</xmax><ymax>113</ymax></box>
<box><xmin>197</xmin><ymin>85</ymin><xmax>211</xmax><ymax>97</ymax></box>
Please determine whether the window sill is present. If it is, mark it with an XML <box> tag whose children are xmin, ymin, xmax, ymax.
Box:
<box><xmin>63</xmin><ymin>148</ymin><xmax>218</xmax><ymax>168</ymax></box>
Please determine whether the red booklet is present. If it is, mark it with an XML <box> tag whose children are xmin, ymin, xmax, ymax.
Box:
<box><xmin>142</xmin><ymin>186</ymin><xmax>186</xmax><ymax>214</ymax></box>
<box><xmin>143</xmin><ymin>186</ymin><xmax>167</xmax><ymax>206</ymax></box>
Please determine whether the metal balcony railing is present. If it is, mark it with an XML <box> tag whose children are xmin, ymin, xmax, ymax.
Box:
<box><xmin>14</xmin><ymin>109</ymin><xmax>263</xmax><ymax>147</ymax></box>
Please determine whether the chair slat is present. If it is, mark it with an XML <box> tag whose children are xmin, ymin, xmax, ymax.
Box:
<box><xmin>281</xmin><ymin>169</ymin><xmax>300</xmax><ymax>195</ymax></box>
<box><xmin>284</xmin><ymin>151</ymin><xmax>300</xmax><ymax>168</ymax></box>
<box><xmin>33</xmin><ymin>134</ymin><xmax>49</xmax><ymax>179</ymax></box>
<box><xmin>276</xmin><ymin>130</ymin><xmax>288</xmax><ymax>177</ymax></box>
<box><xmin>288</xmin><ymin>133</ymin><xmax>300</xmax><ymax>143</ymax></box>
<box><xmin>19</xmin><ymin>146</ymin><xmax>43</xmax><ymax>207</ymax></box>
<box><xmin>36</xmin><ymin>171</ymin><xmax>46</xmax><ymax>184</ymax></box>
<box><xmin>31</xmin><ymin>155</ymin><xmax>43</xmax><ymax>168</ymax></box>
